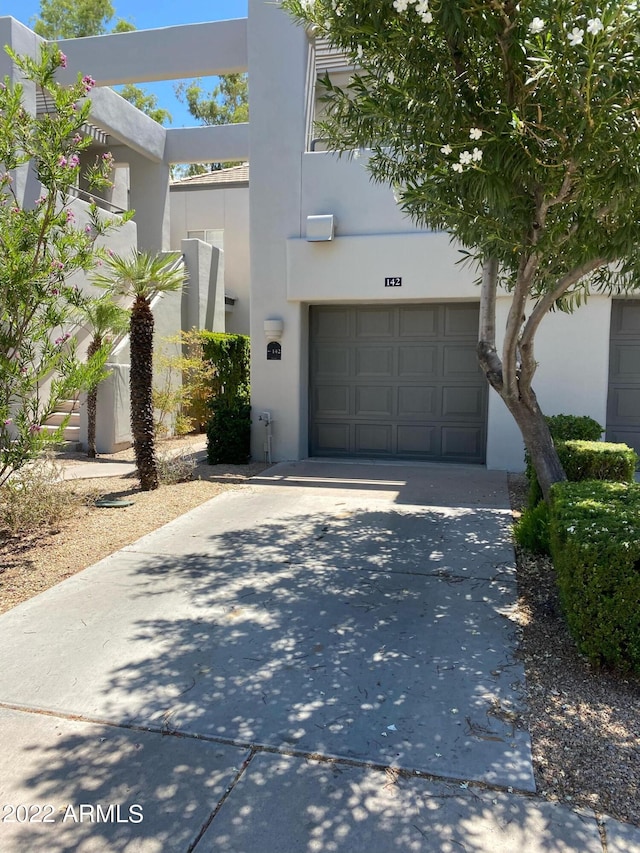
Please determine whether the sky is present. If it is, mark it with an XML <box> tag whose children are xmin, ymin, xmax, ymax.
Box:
<box><xmin>0</xmin><ymin>0</ymin><xmax>249</xmax><ymax>126</ymax></box>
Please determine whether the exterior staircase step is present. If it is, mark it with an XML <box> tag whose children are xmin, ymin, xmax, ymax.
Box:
<box><xmin>41</xmin><ymin>398</ymin><xmax>81</xmax><ymax>444</ymax></box>
<box><xmin>41</xmin><ymin>424</ymin><xmax>80</xmax><ymax>441</ymax></box>
<box><xmin>46</xmin><ymin>411</ymin><xmax>80</xmax><ymax>427</ymax></box>
<box><xmin>56</xmin><ymin>399</ymin><xmax>79</xmax><ymax>413</ymax></box>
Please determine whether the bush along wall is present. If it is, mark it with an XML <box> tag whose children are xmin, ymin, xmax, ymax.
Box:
<box><xmin>201</xmin><ymin>333</ymin><xmax>251</xmax><ymax>464</ymax></box>
<box><xmin>518</xmin><ymin>439</ymin><xmax>637</xmax><ymax>555</ymax></box>
<box><xmin>559</xmin><ymin>440</ymin><xmax>638</xmax><ymax>483</ymax></box>
<box><xmin>549</xmin><ymin>480</ymin><xmax>640</xmax><ymax>673</ymax></box>
<box><xmin>526</xmin><ymin>414</ymin><xmax>603</xmax><ymax>507</ymax></box>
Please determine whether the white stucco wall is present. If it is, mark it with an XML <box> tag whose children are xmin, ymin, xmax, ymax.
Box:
<box><xmin>170</xmin><ymin>185</ymin><xmax>250</xmax><ymax>335</ymax></box>
<box><xmin>486</xmin><ymin>296</ymin><xmax>612</xmax><ymax>471</ymax></box>
<box><xmin>301</xmin><ymin>150</ymin><xmax>416</xmax><ymax>236</ymax></box>
<box><xmin>248</xmin><ymin>0</ymin><xmax>310</xmax><ymax>463</ymax></box>
<box><xmin>287</xmin><ymin>231</ymin><xmax>479</xmax><ymax>302</ymax></box>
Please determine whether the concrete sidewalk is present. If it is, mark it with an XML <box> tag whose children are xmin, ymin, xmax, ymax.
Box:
<box><xmin>0</xmin><ymin>460</ymin><xmax>637</xmax><ymax>852</ymax></box>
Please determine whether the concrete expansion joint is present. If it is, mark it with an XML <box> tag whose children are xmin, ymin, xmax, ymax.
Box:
<box><xmin>187</xmin><ymin>748</ymin><xmax>257</xmax><ymax>853</ymax></box>
<box><xmin>0</xmin><ymin>701</ymin><xmax>615</xmax><ymax>851</ymax></box>
<box><xmin>596</xmin><ymin>813</ymin><xmax>609</xmax><ymax>852</ymax></box>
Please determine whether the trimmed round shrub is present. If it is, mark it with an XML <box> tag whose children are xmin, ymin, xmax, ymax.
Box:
<box><xmin>549</xmin><ymin>480</ymin><xmax>640</xmax><ymax>673</ymax></box>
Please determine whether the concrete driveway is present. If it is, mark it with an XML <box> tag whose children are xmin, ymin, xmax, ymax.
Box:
<box><xmin>0</xmin><ymin>460</ymin><xmax>635</xmax><ymax>852</ymax></box>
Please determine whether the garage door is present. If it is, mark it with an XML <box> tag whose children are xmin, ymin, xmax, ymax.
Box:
<box><xmin>309</xmin><ymin>304</ymin><xmax>487</xmax><ymax>463</ymax></box>
<box><xmin>606</xmin><ymin>299</ymin><xmax>640</xmax><ymax>456</ymax></box>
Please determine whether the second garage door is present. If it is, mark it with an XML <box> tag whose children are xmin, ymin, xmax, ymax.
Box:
<box><xmin>309</xmin><ymin>304</ymin><xmax>488</xmax><ymax>463</ymax></box>
<box><xmin>606</xmin><ymin>299</ymin><xmax>640</xmax><ymax>457</ymax></box>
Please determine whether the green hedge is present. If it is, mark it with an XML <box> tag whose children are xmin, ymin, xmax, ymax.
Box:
<box><xmin>545</xmin><ymin>414</ymin><xmax>603</xmax><ymax>442</ymax></box>
<box><xmin>201</xmin><ymin>333</ymin><xmax>251</xmax><ymax>465</ymax></box>
<box><xmin>207</xmin><ymin>400</ymin><xmax>251</xmax><ymax>464</ymax></box>
<box><xmin>201</xmin><ymin>332</ymin><xmax>250</xmax><ymax>401</ymax></box>
<box><xmin>559</xmin><ymin>440</ymin><xmax>637</xmax><ymax>483</ymax></box>
<box><xmin>549</xmin><ymin>480</ymin><xmax>640</xmax><ymax>672</ymax></box>
<box><xmin>526</xmin><ymin>414</ymin><xmax>604</xmax><ymax>507</ymax></box>
<box><xmin>521</xmin><ymin>440</ymin><xmax>636</xmax><ymax>553</ymax></box>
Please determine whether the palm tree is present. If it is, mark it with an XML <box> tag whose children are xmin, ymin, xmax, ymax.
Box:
<box><xmin>77</xmin><ymin>294</ymin><xmax>129</xmax><ymax>458</ymax></box>
<box><xmin>92</xmin><ymin>251</ymin><xmax>185</xmax><ymax>490</ymax></box>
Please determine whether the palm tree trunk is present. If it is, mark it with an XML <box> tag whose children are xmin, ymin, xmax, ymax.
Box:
<box><xmin>129</xmin><ymin>295</ymin><xmax>158</xmax><ymax>490</ymax></box>
<box><xmin>86</xmin><ymin>337</ymin><xmax>102</xmax><ymax>458</ymax></box>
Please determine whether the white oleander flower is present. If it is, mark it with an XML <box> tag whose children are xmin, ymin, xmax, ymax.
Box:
<box><xmin>529</xmin><ymin>17</ymin><xmax>545</xmax><ymax>34</ymax></box>
<box><xmin>440</xmin><ymin>144</ymin><xmax>452</xmax><ymax>155</ymax></box>
<box><xmin>459</xmin><ymin>150</ymin><xmax>473</xmax><ymax>165</ymax></box>
<box><xmin>587</xmin><ymin>17</ymin><xmax>604</xmax><ymax>35</ymax></box>
<box><xmin>415</xmin><ymin>1</ymin><xmax>433</xmax><ymax>22</ymax></box>
<box><xmin>452</xmin><ymin>162</ymin><xmax>464</xmax><ymax>172</ymax></box>
<box><xmin>469</xmin><ymin>127</ymin><xmax>483</xmax><ymax>140</ymax></box>
<box><xmin>472</xmin><ymin>147</ymin><xmax>483</xmax><ymax>162</ymax></box>
<box><xmin>393</xmin><ymin>0</ymin><xmax>410</xmax><ymax>12</ymax></box>
<box><xmin>567</xmin><ymin>27</ymin><xmax>584</xmax><ymax>46</ymax></box>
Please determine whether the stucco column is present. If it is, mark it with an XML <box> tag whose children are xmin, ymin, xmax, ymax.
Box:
<box><xmin>127</xmin><ymin>150</ymin><xmax>171</xmax><ymax>253</ymax></box>
<box><xmin>248</xmin><ymin>0</ymin><xmax>310</xmax><ymax>461</ymax></box>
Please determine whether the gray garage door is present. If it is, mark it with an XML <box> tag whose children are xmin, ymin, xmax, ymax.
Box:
<box><xmin>606</xmin><ymin>299</ymin><xmax>640</xmax><ymax>456</ymax></box>
<box><xmin>309</xmin><ymin>304</ymin><xmax>487</xmax><ymax>463</ymax></box>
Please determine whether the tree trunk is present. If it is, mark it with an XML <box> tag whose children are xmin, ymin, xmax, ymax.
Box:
<box><xmin>503</xmin><ymin>392</ymin><xmax>566</xmax><ymax>501</ymax></box>
<box><xmin>129</xmin><ymin>296</ymin><xmax>158</xmax><ymax>491</ymax></box>
<box><xmin>476</xmin><ymin>256</ymin><xmax>566</xmax><ymax>502</ymax></box>
<box><xmin>86</xmin><ymin>338</ymin><xmax>101</xmax><ymax>459</ymax></box>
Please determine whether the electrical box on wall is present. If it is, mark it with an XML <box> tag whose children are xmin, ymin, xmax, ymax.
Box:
<box><xmin>306</xmin><ymin>214</ymin><xmax>334</xmax><ymax>242</ymax></box>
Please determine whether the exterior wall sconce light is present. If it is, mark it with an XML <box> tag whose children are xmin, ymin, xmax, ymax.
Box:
<box><xmin>306</xmin><ymin>214</ymin><xmax>334</xmax><ymax>242</ymax></box>
<box><xmin>264</xmin><ymin>318</ymin><xmax>284</xmax><ymax>340</ymax></box>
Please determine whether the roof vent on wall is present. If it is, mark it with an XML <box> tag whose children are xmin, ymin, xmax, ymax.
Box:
<box><xmin>306</xmin><ymin>214</ymin><xmax>334</xmax><ymax>242</ymax></box>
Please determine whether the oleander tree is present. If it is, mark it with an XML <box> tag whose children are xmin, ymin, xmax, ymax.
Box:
<box><xmin>283</xmin><ymin>0</ymin><xmax>640</xmax><ymax>499</ymax></box>
<box><xmin>0</xmin><ymin>44</ymin><xmax>132</xmax><ymax>487</ymax></box>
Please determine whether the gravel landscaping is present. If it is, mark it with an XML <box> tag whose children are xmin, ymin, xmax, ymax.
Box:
<box><xmin>508</xmin><ymin>473</ymin><xmax>640</xmax><ymax>826</ymax></box>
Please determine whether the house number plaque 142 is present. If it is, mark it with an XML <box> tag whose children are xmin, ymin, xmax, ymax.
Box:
<box><xmin>385</xmin><ymin>277</ymin><xmax>402</xmax><ymax>287</ymax></box>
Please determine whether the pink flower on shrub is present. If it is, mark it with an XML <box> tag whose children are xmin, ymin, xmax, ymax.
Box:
<box><xmin>82</xmin><ymin>75</ymin><xmax>96</xmax><ymax>93</ymax></box>
<box><xmin>58</xmin><ymin>51</ymin><xmax>67</xmax><ymax>68</ymax></box>
<box><xmin>29</xmin><ymin>424</ymin><xmax>42</xmax><ymax>434</ymax></box>
<box><xmin>65</xmin><ymin>209</ymin><xmax>75</xmax><ymax>224</ymax></box>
